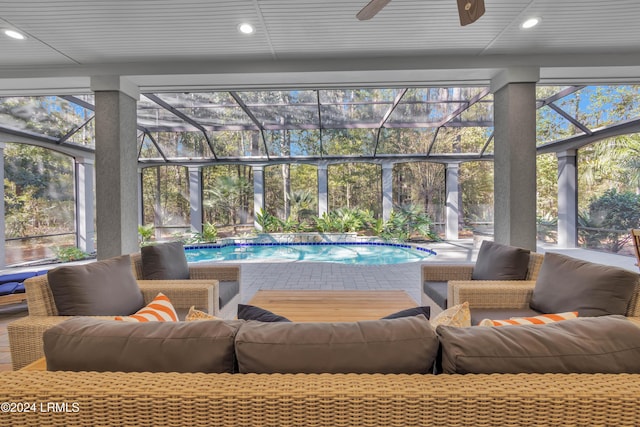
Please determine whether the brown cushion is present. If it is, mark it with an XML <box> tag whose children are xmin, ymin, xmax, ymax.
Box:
<box><xmin>530</xmin><ymin>252</ymin><xmax>638</xmax><ymax>316</ymax></box>
<box><xmin>438</xmin><ymin>315</ymin><xmax>640</xmax><ymax>374</ymax></box>
<box><xmin>471</xmin><ymin>240</ymin><xmax>530</xmax><ymax>280</ymax></box>
<box><xmin>235</xmin><ymin>315</ymin><xmax>438</xmax><ymax>374</ymax></box>
<box><xmin>237</xmin><ymin>304</ymin><xmax>291</xmax><ymax>322</ymax></box>
<box><xmin>47</xmin><ymin>255</ymin><xmax>144</xmax><ymax>316</ymax></box>
<box><xmin>44</xmin><ymin>317</ymin><xmax>243</xmax><ymax>373</ymax></box>
<box><xmin>381</xmin><ymin>306</ymin><xmax>431</xmax><ymax>320</ymax></box>
<box><xmin>141</xmin><ymin>241</ymin><xmax>189</xmax><ymax>280</ymax></box>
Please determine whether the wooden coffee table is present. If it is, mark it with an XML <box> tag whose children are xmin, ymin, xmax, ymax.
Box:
<box><xmin>246</xmin><ymin>290</ymin><xmax>417</xmax><ymax>322</ymax></box>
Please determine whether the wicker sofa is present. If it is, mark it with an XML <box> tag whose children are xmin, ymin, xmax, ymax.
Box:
<box><xmin>1</xmin><ymin>369</ymin><xmax>640</xmax><ymax>426</ymax></box>
<box><xmin>7</xmin><ymin>256</ymin><xmax>241</xmax><ymax>370</ymax></box>
<box><xmin>4</xmin><ymin>268</ymin><xmax>640</xmax><ymax>426</ymax></box>
<box><xmin>2</xmin><ymin>315</ymin><xmax>640</xmax><ymax>426</ymax></box>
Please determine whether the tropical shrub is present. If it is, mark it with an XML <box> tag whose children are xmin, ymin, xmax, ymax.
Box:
<box><xmin>255</xmin><ymin>208</ymin><xmax>283</xmax><ymax>233</ymax></box>
<box><xmin>186</xmin><ymin>222</ymin><xmax>219</xmax><ymax>244</ymax></box>
<box><xmin>53</xmin><ymin>246</ymin><xmax>90</xmax><ymax>262</ymax></box>
<box><xmin>138</xmin><ymin>224</ymin><xmax>155</xmax><ymax>245</ymax></box>
<box><xmin>582</xmin><ymin>189</ymin><xmax>640</xmax><ymax>252</ymax></box>
<box><xmin>382</xmin><ymin>205</ymin><xmax>437</xmax><ymax>242</ymax></box>
<box><xmin>256</xmin><ymin>205</ymin><xmax>437</xmax><ymax>242</ymax></box>
<box><xmin>201</xmin><ymin>222</ymin><xmax>218</xmax><ymax>242</ymax></box>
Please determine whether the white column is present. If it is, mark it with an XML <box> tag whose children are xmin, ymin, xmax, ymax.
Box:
<box><xmin>253</xmin><ymin>166</ymin><xmax>265</xmax><ymax>229</ymax></box>
<box><xmin>0</xmin><ymin>143</ymin><xmax>5</xmax><ymax>268</ymax></box>
<box><xmin>189</xmin><ymin>167</ymin><xmax>203</xmax><ymax>233</ymax></box>
<box><xmin>492</xmin><ymin>69</ymin><xmax>539</xmax><ymax>250</ymax></box>
<box><xmin>75</xmin><ymin>157</ymin><xmax>95</xmax><ymax>254</ymax></box>
<box><xmin>317</xmin><ymin>161</ymin><xmax>329</xmax><ymax>216</ymax></box>
<box><xmin>382</xmin><ymin>161</ymin><xmax>394</xmax><ymax>221</ymax></box>
<box><xmin>557</xmin><ymin>150</ymin><xmax>578</xmax><ymax>248</ymax></box>
<box><xmin>445</xmin><ymin>163</ymin><xmax>460</xmax><ymax>240</ymax></box>
<box><xmin>137</xmin><ymin>168</ymin><xmax>144</xmax><ymax>226</ymax></box>
<box><xmin>92</xmin><ymin>76</ymin><xmax>140</xmax><ymax>259</ymax></box>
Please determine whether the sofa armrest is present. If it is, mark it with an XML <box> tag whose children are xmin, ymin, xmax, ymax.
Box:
<box><xmin>422</xmin><ymin>264</ymin><xmax>474</xmax><ymax>282</ymax></box>
<box><xmin>8</xmin><ymin>316</ymin><xmax>71</xmax><ymax>370</ymax></box>
<box><xmin>448</xmin><ymin>280</ymin><xmax>536</xmax><ymax>309</ymax></box>
<box><xmin>24</xmin><ymin>275</ymin><xmax>58</xmax><ymax>316</ymax></box>
<box><xmin>8</xmin><ymin>314</ymin><xmax>123</xmax><ymax>371</ymax></box>
<box><xmin>137</xmin><ymin>280</ymin><xmax>217</xmax><ymax>314</ymax></box>
<box><xmin>188</xmin><ymin>264</ymin><xmax>240</xmax><ymax>282</ymax></box>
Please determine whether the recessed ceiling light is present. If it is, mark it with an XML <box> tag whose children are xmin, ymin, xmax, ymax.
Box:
<box><xmin>238</xmin><ymin>23</ymin><xmax>255</xmax><ymax>34</ymax></box>
<box><xmin>3</xmin><ymin>29</ymin><xmax>26</xmax><ymax>40</ymax></box>
<box><xmin>521</xmin><ymin>18</ymin><xmax>540</xmax><ymax>29</ymax></box>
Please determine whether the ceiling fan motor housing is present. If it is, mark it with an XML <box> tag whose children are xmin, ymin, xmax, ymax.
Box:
<box><xmin>457</xmin><ymin>0</ymin><xmax>485</xmax><ymax>26</ymax></box>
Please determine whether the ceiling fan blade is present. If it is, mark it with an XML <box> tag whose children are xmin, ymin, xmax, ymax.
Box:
<box><xmin>356</xmin><ymin>0</ymin><xmax>391</xmax><ymax>20</ymax></box>
<box><xmin>457</xmin><ymin>0</ymin><xmax>485</xmax><ymax>26</ymax></box>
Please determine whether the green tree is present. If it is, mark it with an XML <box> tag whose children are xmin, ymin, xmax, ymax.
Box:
<box><xmin>202</xmin><ymin>165</ymin><xmax>253</xmax><ymax>227</ymax></box>
<box><xmin>586</xmin><ymin>189</ymin><xmax>640</xmax><ymax>252</ymax></box>
<box><xmin>329</xmin><ymin>163</ymin><xmax>381</xmax><ymax>215</ymax></box>
<box><xmin>204</xmin><ymin>175</ymin><xmax>251</xmax><ymax>231</ymax></box>
<box><xmin>289</xmin><ymin>189</ymin><xmax>315</xmax><ymax>223</ymax></box>
<box><xmin>3</xmin><ymin>143</ymin><xmax>75</xmax><ymax>238</ymax></box>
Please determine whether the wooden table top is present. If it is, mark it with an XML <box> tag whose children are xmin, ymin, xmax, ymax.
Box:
<box><xmin>246</xmin><ymin>289</ymin><xmax>417</xmax><ymax>322</ymax></box>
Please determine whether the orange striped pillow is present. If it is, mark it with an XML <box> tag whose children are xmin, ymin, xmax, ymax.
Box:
<box><xmin>115</xmin><ymin>293</ymin><xmax>178</xmax><ymax>322</ymax></box>
<box><xmin>479</xmin><ymin>311</ymin><xmax>578</xmax><ymax>327</ymax></box>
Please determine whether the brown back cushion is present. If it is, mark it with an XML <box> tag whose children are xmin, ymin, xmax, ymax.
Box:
<box><xmin>47</xmin><ymin>254</ymin><xmax>144</xmax><ymax>316</ymax></box>
<box><xmin>44</xmin><ymin>317</ymin><xmax>243</xmax><ymax>373</ymax></box>
<box><xmin>438</xmin><ymin>315</ymin><xmax>640</xmax><ymax>374</ymax></box>
<box><xmin>471</xmin><ymin>240</ymin><xmax>531</xmax><ymax>280</ymax></box>
<box><xmin>141</xmin><ymin>241</ymin><xmax>189</xmax><ymax>280</ymax></box>
<box><xmin>530</xmin><ymin>252</ymin><xmax>638</xmax><ymax>316</ymax></box>
<box><xmin>235</xmin><ymin>315</ymin><xmax>438</xmax><ymax>374</ymax></box>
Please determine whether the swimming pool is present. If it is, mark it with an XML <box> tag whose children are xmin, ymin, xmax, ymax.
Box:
<box><xmin>185</xmin><ymin>242</ymin><xmax>436</xmax><ymax>265</ymax></box>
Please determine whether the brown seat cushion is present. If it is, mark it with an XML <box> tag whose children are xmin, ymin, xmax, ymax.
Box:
<box><xmin>235</xmin><ymin>315</ymin><xmax>438</xmax><ymax>374</ymax></box>
<box><xmin>530</xmin><ymin>252</ymin><xmax>638</xmax><ymax>316</ymax></box>
<box><xmin>471</xmin><ymin>240</ymin><xmax>531</xmax><ymax>280</ymax></box>
<box><xmin>44</xmin><ymin>317</ymin><xmax>243</xmax><ymax>373</ymax></box>
<box><xmin>423</xmin><ymin>281</ymin><xmax>447</xmax><ymax>309</ymax></box>
<box><xmin>438</xmin><ymin>315</ymin><xmax>640</xmax><ymax>374</ymax></box>
<box><xmin>47</xmin><ymin>254</ymin><xmax>144</xmax><ymax>316</ymax></box>
<box><xmin>140</xmin><ymin>241</ymin><xmax>189</xmax><ymax>280</ymax></box>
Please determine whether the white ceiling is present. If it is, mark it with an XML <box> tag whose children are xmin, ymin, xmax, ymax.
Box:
<box><xmin>0</xmin><ymin>0</ymin><xmax>639</xmax><ymax>93</ymax></box>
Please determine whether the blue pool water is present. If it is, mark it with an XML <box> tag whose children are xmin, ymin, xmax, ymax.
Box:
<box><xmin>185</xmin><ymin>242</ymin><xmax>436</xmax><ymax>265</ymax></box>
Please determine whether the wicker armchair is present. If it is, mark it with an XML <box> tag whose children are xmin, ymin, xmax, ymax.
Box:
<box><xmin>421</xmin><ymin>252</ymin><xmax>545</xmax><ymax>315</ymax></box>
<box><xmin>449</xmin><ymin>273</ymin><xmax>640</xmax><ymax>318</ymax></box>
<box><xmin>7</xmin><ymin>254</ymin><xmax>242</xmax><ymax>371</ymax></box>
<box><xmin>129</xmin><ymin>253</ymin><xmax>241</xmax><ymax>320</ymax></box>
<box><xmin>7</xmin><ymin>272</ymin><xmax>218</xmax><ymax>370</ymax></box>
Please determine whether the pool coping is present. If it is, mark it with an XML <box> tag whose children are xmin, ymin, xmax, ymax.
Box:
<box><xmin>185</xmin><ymin>239</ymin><xmax>437</xmax><ymax>257</ymax></box>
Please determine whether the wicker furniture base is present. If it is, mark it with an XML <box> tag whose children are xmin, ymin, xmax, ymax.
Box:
<box><xmin>1</xmin><ymin>371</ymin><xmax>640</xmax><ymax>426</ymax></box>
